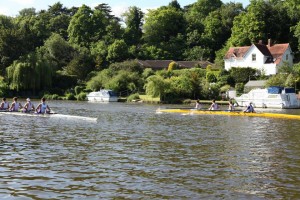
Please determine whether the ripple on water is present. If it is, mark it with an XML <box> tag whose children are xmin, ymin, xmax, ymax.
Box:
<box><xmin>1</xmin><ymin>103</ymin><xmax>300</xmax><ymax>199</ymax></box>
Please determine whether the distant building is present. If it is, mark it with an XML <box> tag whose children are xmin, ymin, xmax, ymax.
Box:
<box><xmin>137</xmin><ymin>60</ymin><xmax>212</xmax><ymax>70</ymax></box>
<box><xmin>224</xmin><ymin>39</ymin><xmax>293</xmax><ymax>75</ymax></box>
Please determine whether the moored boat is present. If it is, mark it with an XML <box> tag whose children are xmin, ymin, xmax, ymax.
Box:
<box><xmin>156</xmin><ymin>108</ymin><xmax>300</xmax><ymax>120</ymax></box>
<box><xmin>87</xmin><ymin>89</ymin><xmax>118</xmax><ymax>102</ymax></box>
<box><xmin>234</xmin><ymin>87</ymin><xmax>300</xmax><ymax>109</ymax></box>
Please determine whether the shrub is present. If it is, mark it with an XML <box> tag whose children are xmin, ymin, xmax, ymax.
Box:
<box><xmin>127</xmin><ymin>93</ymin><xmax>140</xmax><ymax>102</ymax></box>
<box><xmin>51</xmin><ymin>94</ymin><xmax>59</xmax><ymax>100</ymax></box>
<box><xmin>75</xmin><ymin>86</ymin><xmax>84</xmax><ymax>95</ymax></box>
<box><xmin>77</xmin><ymin>92</ymin><xmax>87</xmax><ymax>101</ymax></box>
<box><xmin>65</xmin><ymin>93</ymin><xmax>76</xmax><ymax>100</ymax></box>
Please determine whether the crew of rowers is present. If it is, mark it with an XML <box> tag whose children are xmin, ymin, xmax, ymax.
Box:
<box><xmin>0</xmin><ymin>97</ymin><xmax>51</xmax><ymax>113</ymax></box>
<box><xmin>195</xmin><ymin>99</ymin><xmax>255</xmax><ymax>113</ymax></box>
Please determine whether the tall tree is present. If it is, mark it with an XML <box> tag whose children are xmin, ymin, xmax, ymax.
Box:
<box><xmin>67</xmin><ymin>5</ymin><xmax>93</xmax><ymax>47</ymax></box>
<box><xmin>143</xmin><ymin>6</ymin><xmax>186</xmax><ymax>59</ymax></box>
<box><xmin>122</xmin><ymin>6</ymin><xmax>144</xmax><ymax>46</ymax></box>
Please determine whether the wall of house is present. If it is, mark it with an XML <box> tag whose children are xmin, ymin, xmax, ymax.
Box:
<box><xmin>262</xmin><ymin>63</ymin><xmax>277</xmax><ymax>75</ymax></box>
<box><xmin>277</xmin><ymin>49</ymin><xmax>293</xmax><ymax>67</ymax></box>
<box><xmin>225</xmin><ymin>46</ymin><xmax>266</xmax><ymax>71</ymax></box>
<box><xmin>224</xmin><ymin>46</ymin><xmax>277</xmax><ymax>75</ymax></box>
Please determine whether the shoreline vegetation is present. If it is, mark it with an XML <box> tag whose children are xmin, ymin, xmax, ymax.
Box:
<box><xmin>0</xmin><ymin>1</ymin><xmax>299</xmax><ymax>102</ymax></box>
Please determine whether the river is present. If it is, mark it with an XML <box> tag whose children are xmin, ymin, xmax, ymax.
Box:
<box><xmin>1</xmin><ymin>101</ymin><xmax>300</xmax><ymax>199</ymax></box>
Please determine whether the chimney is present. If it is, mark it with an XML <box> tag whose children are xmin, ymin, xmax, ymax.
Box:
<box><xmin>258</xmin><ymin>40</ymin><xmax>263</xmax><ymax>44</ymax></box>
<box><xmin>268</xmin><ymin>39</ymin><xmax>272</xmax><ymax>48</ymax></box>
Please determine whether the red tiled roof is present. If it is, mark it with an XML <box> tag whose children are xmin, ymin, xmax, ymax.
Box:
<box><xmin>224</xmin><ymin>42</ymin><xmax>290</xmax><ymax>65</ymax></box>
<box><xmin>269</xmin><ymin>43</ymin><xmax>289</xmax><ymax>64</ymax></box>
<box><xmin>224</xmin><ymin>46</ymin><xmax>250</xmax><ymax>59</ymax></box>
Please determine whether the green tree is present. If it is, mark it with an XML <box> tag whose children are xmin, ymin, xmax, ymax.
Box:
<box><xmin>106</xmin><ymin>39</ymin><xmax>129</xmax><ymax>63</ymax></box>
<box><xmin>229</xmin><ymin>67</ymin><xmax>257</xmax><ymax>84</ymax></box>
<box><xmin>43</xmin><ymin>33</ymin><xmax>74</xmax><ymax>70</ymax></box>
<box><xmin>67</xmin><ymin>5</ymin><xmax>93</xmax><ymax>47</ymax></box>
<box><xmin>64</xmin><ymin>47</ymin><xmax>95</xmax><ymax>80</ymax></box>
<box><xmin>145</xmin><ymin>75</ymin><xmax>170</xmax><ymax>99</ymax></box>
<box><xmin>143</xmin><ymin>6</ymin><xmax>186</xmax><ymax>59</ymax></box>
<box><xmin>122</xmin><ymin>6</ymin><xmax>144</xmax><ymax>46</ymax></box>
<box><xmin>6</xmin><ymin>52</ymin><xmax>53</xmax><ymax>92</ymax></box>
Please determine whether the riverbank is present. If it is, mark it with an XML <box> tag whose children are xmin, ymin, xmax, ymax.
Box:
<box><xmin>138</xmin><ymin>94</ymin><xmax>230</xmax><ymax>105</ymax></box>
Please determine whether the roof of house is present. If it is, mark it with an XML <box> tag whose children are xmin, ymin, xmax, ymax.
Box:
<box><xmin>224</xmin><ymin>42</ymin><xmax>290</xmax><ymax>65</ymax></box>
<box><xmin>137</xmin><ymin>60</ymin><xmax>212</xmax><ymax>70</ymax></box>
<box><xmin>224</xmin><ymin>46</ymin><xmax>250</xmax><ymax>60</ymax></box>
<box><xmin>245</xmin><ymin>80</ymin><xmax>267</xmax><ymax>88</ymax></box>
<box><xmin>176</xmin><ymin>61</ymin><xmax>211</xmax><ymax>69</ymax></box>
<box><xmin>137</xmin><ymin>60</ymin><xmax>174</xmax><ymax>70</ymax></box>
<box><xmin>269</xmin><ymin>43</ymin><xmax>290</xmax><ymax>64</ymax></box>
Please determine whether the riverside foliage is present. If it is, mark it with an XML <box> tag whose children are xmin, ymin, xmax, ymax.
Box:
<box><xmin>0</xmin><ymin>0</ymin><xmax>299</xmax><ymax>100</ymax></box>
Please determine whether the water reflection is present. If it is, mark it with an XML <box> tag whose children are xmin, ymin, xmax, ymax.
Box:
<box><xmin>0</xmin><ymin>102</ymin><xmax>300</xmax><ymax>199</ymax></box>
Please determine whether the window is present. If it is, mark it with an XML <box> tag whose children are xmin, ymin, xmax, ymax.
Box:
<box><xmin>286</xmin><ymin>54</ymin><xmax>289</xmax><ymax>60</ymax></box>
<box><xmin>252</xmin><ymin>54</ymin><xmax>256</xmax><ymax>61</ymax></box>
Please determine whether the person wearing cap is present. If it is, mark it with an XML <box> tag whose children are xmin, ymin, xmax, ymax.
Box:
<box><xmin>22</xmin><ymin>98</ymin><xmax>35</xmax><ymax>113</ymax></box>
<box><xmin>9</xmin><ymin>97</ymin><xmax>23</xmax><ymax>112</ymax></box>
<box><xmin>35</xmin><ymin>97</ymin><xmax>51</xmax><ymax>114</ymax></box>
<box><xmin>0</xmin><ymin>97</ymin><xmax>9</xmax><ymax>110</ymax></box>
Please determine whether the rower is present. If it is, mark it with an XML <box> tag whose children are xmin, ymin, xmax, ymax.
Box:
<box><xmin>208</xmin><ymin>99</ymin><xmax>219</xmax><ymax>110</ymax></box>
<box><xmin>0</xmin><ymin>97</ymin><xmax>9</xmax><ymax>110</ymax></box>
<box><xmin>9</xmin><ymin>97</ymin><xmax>23</xmax><ymax>112</ymax></box>
<box><xmin>195</xmin><ymin>100</ymin><xmax>202</xmax><ymax>110</ymax></box>
<box><xmin>22</xmin><ymin>98</ymin><xmax>35</xmax><ymax>113</ymax></box>
<box><xmin>244</xmin><ymin>102</ymin><xmax>255</xmax><ymax>113</ymax></box>
<box><xmin>36</xmin><ymin>97</ymin><xmax>51</xmax><ymax>114</ymax></box>
<box><xmin>228</xmin><ymin>100</ymin><xmax>235</xmax><ymax>111</ymax></box>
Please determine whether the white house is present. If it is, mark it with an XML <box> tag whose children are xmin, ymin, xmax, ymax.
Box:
<box><xmin>224</xmin><ymin>39</ymin><xmax>294</xmax><ymax>75</ymax></box>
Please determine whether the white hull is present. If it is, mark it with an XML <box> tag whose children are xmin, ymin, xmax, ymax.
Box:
<box><xmin>87</xmin><ymin>96</ymin><xmax>118</xmax><ymax>102</ymax></box>
<box><xmin>87</xmin><ymin>89</ymin><xmax>118</xmax><ymax>102</ymax></box>
<box><xmin>235</xmin><ymin>88</ymin><xmax>300</xmax><ymax>109</ymax></box>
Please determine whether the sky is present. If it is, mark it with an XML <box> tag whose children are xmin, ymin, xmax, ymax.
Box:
<box><xmin>0</xmin><ymin>0</ymin><xmax>249</xmax><ymax>17</ymax></box>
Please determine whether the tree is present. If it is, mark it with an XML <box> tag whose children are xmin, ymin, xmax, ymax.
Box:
<box><xmin>64</xmin><ymin>47</ymin><xmax>95</xmax><ymax>80</ymax></box>
<box><xmin>122</xmin><ymin>6</ymin><xmax>144</xmax><ymax>46</ymax></box>
<box><xmin>43</xmin><ymin>33</ymin><xmax>74</xmax><ymax>70</ymax></box>
<box><xmin>185</xmin><ymin>0</ymin><xmax>223</xmax><ymax>33</ymax></box>
<box><xmin>229</xmin><ymin>67</ymin><xmax>258</xmax><ymax>84</ymax></box>
<box><xmin>145</xmin><ymin>75</ymin><xmax>170</xmax><ymax>99</ymax></box>
<box><xmin>106</xmin><ymin>39</ymin><xmax>129</xmax><ymax>63</ymax></box>
<box><xmin>143</xmin><ymin>6</ymin><xmax>186</xmax><ymax>59</ymax></box>
<box><xmin>6</xmin><ymin>52</ymin><xmax>53</xmax><ymax>92</ymax></box>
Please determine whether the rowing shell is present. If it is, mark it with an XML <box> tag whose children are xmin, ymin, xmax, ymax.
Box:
<box><xmin>0</xmin><ymin>111</ymin><xmax>97</xmax><ymax>122</ymax></box>
<box><xmin>156</xmin><ymin>109</ymin><xmax>300</xmax><ymax>120</ymax></box>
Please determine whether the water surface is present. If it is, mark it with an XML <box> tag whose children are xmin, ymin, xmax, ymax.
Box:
<box><xmin>1</xmin><ymin>101</ymin><xmax>300</xmax><ymax>199</ymax></box>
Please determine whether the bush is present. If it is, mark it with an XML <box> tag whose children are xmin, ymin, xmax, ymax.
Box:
<box><xmin>77</xmin><ymin>92</ymin><xmax>87</xmax><ymax>101</ymax></box>
<box><xmin>52</xmin><ymin>94</ymin><xmax>59</xmax><ymax>100</ymax></box>
<box><xmin>75</xmin><ymin>86</ymin><xmax>84</xmax><ymax>95</ymax></box>
<box><xmin>127</xmin><ymin>93</ymin><xmax>140</xmax><ymax>102</ymax></box>
<box><xmin>65</xmin><ymin>93</ymin><xmax>76</xmax><ymax>100</ymax></box>
<box><xmin>235</xmin><ymin>83</ymin><xmax>244</xmax><ymax>94</ymax></box>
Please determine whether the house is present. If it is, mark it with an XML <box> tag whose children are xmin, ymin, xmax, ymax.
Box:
<box><xmin>137</xmin><ymin>60</ymin><xmax>212</xmax><ymax>70</ymax></box>
<box><xmin>224</xmin><ymin>39</ymin><xmax>293</xmax><ymax>75</ymax></box>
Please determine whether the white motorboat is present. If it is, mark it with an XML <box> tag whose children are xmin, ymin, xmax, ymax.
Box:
<box><xmin>87</xmin><ymin>89</ymin><xmax>118</xmax><ymax>102</ymax></box>
<box><xmin>235</xmin><ymin>87</ymin><xmax>300</xmax><ymax>108</ymax></box>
